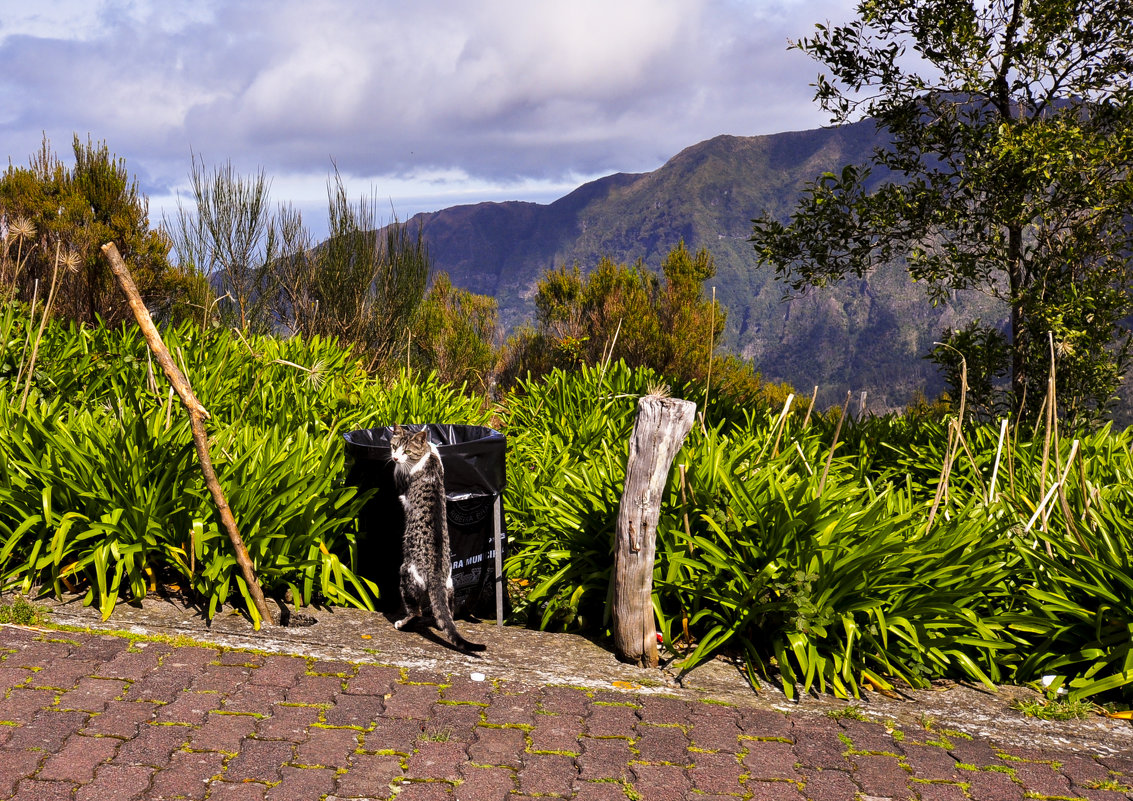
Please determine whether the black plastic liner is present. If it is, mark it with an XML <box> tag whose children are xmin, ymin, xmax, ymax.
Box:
<box><xmin>343</xmin><ymin>424</ymin><xmax>507</xmax><ymax>616</ymax></box>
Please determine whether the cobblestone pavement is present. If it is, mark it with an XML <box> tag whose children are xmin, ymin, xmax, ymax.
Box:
<box><xmin>1</xmin><ymin>622</ymin><xmax>1132</xmax><ymax>801</ymax></box>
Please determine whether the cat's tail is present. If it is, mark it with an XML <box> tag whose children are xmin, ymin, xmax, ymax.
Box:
<box><xmin>429</xmin><ymin>580</ymin><xmax>486</xmax><ymax>653</ymax></box>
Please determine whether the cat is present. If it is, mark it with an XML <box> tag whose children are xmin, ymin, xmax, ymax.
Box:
<box><xmin>388</xmin><ymin>425</ymin><xmax>485</xmax><ymax>652</ymax></box>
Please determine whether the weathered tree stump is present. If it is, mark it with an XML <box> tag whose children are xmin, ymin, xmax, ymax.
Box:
<box><xmin>611</xmin><ymin>395</ymin><xmax>696</xmax><ymax>667</ymax></box>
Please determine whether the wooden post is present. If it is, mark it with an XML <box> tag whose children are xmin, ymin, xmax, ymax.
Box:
<box><xmin>612</xmin><ymin>395</ymin><xmax>696</xmax><ymax>667</ymax></box>
<box><xmin>101</xmin><ymin>242</ymin><xmax>275</xmax><ymax>628</ymax></box>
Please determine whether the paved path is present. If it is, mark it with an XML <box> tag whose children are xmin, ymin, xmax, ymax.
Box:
<box><xmin>1</xmin><ymin>623</ymin><xmax>1131</xmax><ymax>800</ymax></box>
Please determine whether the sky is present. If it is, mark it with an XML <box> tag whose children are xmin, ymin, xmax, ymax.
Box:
<box><xmin>0</xmin><ymin>0</ymin><xmax>854</xmax><ymax>239</ymax></box>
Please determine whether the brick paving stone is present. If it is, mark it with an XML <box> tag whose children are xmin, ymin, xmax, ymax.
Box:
<box><xmin>188</xmin><ymin>710</ymin><xmax>259</xmax><ymax>752</ymax></box>
<box><xmin>225</xmin><ymin>737</ymin><xmax>295</xmax><ymax>782</ymax></box>
<box><xmin>689</xmin><ymin>750</ymin><xmax>745</xmax><ymax>795</ymax></box>
<box><xmin>217</xmin><ymin>649</ymin><xmax>263</xmax><ymax>667</ymax></box>
<box><xmin>160</xmin><ymin>646</ymin><xmax>217</xmax><ymax>673</ymax></box>
<box><xmin>255</xmin><ymin>703</ymin><xmax>320</xmax><ymax>741</ymax></box>
<box><xmin>37</xmin><ymin>732</ymin><xmax>120</xmax><ymax>782</ymax></box>
<box><xmin>10</xmin><ymin>639</ymin><xmax>74</xmax><ymax>668</ymax></box>
<box><xmin>266</xmin><ymin>765</ymin><xmax>338</xmax><ymax>800</ymax></box>
<box><xmin>456</xmin><ymin>765</ymin><xmax>516</xmax><ymax>800</ymax></box>
<box><xmin>576</xmin><ymin>736</ymin><xmax>632</xmax><ymax>781</ymax></box>
<box><xmin>113</xmin><ymin>722</ymin><xmax>191</xmax><ymax>768</ymax></box>
<box><xmin>996</xmin><ymin>744</ymin><xmax>1052</xmax><ymax>763</ymax></box>
<box><xmin>5</xmin><ymin>708</ymin><xmax>88</xmax><ymax>751</ymax></box>
<box><xmin>743</xmin><ymin>739</ymin><xmax>802</xmax><ymax>781</ymax></box>
<box><xmin>9</xmin><ymin>778</ymin><xmax>78</xmax><ymax>801</ymax></box>
<box><xmin>336</xmin><ymin>752</ymin><xmax>404</xmax><ymax>798</ymax></box>
<box><xmin>73</xmin><ymin>763</ymin><xmax>154</xmax><ymax>801</ymax></box>
<box><xmin>466</xmin><ymin>725</ymin><xmax>527</xmax><ymax>768</ymax></box>
<box><xmin>0</xmin><ymin>666</ymin><xmax>32</xmax><ymax>692</ymax></box>
<box><xmin>385</xmin><ymin>683</ymin><xmax>443</xmax><ymax>721</ymax></box>
<box><xmin>839</xmin><ymin>717</ymin><xmax>901</xmax><ymax>754</ymax></box>
<box><xmin>222</xmin><ymin>682</ymin><xmax>280</xmax><ymax>715</ymax></box>
<box><xmin>1098</xmin><ymin>754</ymin><xmax>1133</xmax><ymax>774</ymax></box>
<box><xmin>285</xmin><ymin>674</ymin><xmax>343</xmax><ymax>705</ymax></box>
<box><xmin>204</xmin><ymin>780</ymin><xmax>267</xmax><ymax>801</ymax></box>
<box><xmin>310</xmin><ymin>659</ymin><xmax>355</xmax><ymax>676</ymax></box>
<box><xmin>1075</xmin><ymin>789</ymin><xmax>1131</xmax><ymax>801</ymax></box>
<box><xmin>630</xmin><ymin>763</ymin><xmax>690</xmax><ymax>801</ymax></box>
<box><xmin>903</xmin><ymin>742</ymin><xmax>962</xmax><ymax>781</ymax></box>
<box><xmin>585</xmin><ymin>704</ymin><xmax>639</xmax><ymax>738</ymax></box>
<box><xmin>407</xmin><ymin>740</ymin><xmax>468</xmax><ymax>781</ymax></box>
<box><xmin>738</xmin><ymin>708</ymin><xmax>793</xmax><ymax>741</ymax></box>
<box><xmin>745</xmin><ymin>783</ymin><xmax>808</xmax><ymax>801</ymax></box>
<box><xmin>155</xmin><ymin>690</ymin><xmax>220</xmax><ymax>724</ymax></box>
<box><xmin>632</xmin><ymin>722</ymin><xmax>690</xmax><ymax>765</ymax></box>
<box><xmin>441</xmin><ymin>677</ymin><xmax>492</xmax><ymax>705</ymax></box>
<box><xmin>568</xmin><ymin>780</ymin><xmax>629</xmax><ymax>801</ymax></box>
<box><xmin>82</xmin><ymin>700</ymin><xmax>159</xmax><ymax>738</ymax></box>
<box><xmin>912</xmin><ymin>781</ymin><xmax>970</xmax><ymax>801</ymax></box>
<box><xmin>1012</xmin><ymin>760</ymin><xmax>1074</xmax><ymax>797</ymax></box>
<box><xmin>147</xmin><ymin>749</ymin><xmax>226</xmax><ymax>800</ymax></box>
<box><xmin>0</xmin><ymin>687</ymin><xmax>60</xmax><ymax>723</ymax></box>
<box><xmin>74</xmin><ymin>635</ymin><xmax>130</xmax><ymax>663</ymax></box>
<box><xmin>395</xmin><ymin>782</ymin><xmax>453</xmax><ymax>800</ymax></box>
<box><xmin>797</xmin><ymin>767</ymin><xmax>857</xmax><ymax>801</ymax></box>
<box><xmin>249</xmin><ymin>655</ymin><xmax>307</xmax><ymax>688</ymax></box>
<box><xmin>294</xmin><ymin>725</ymin><xmax>360</xmax><ymax>767</ymax></box>
<box><xmin>57</xmin><ymin>676</ymin><xmax>129</xmax><ymax>712</ymax></box>
<box><xmin>482</xmin><ymin>689</ymin><xmax>537</xmax><ymax>727</ymax></box>
<box><xmin>851</xmin><ymin>752</ymin><xmax>914</xmax><ymax>799</ymax></box>
<box><xmin>191</xmin><ymin>663</ymin><xmax>251</xmax><ymax>693</ymax></box>
<box><xmin>965</xmin><ymin>769</ymin><xmax>1024</xmax><ymax>801</ymax></box>
<box><xmin>367</xmin><ymin>716</ymin><xmax>427</xmax><ymax>754</ymax></box>
<box><xmin>1058</xmin><ymin>753</ymin><xmax>1113</xmax><ymax>788</ymax></box>
<box><xmin>426</xmin><ymin>703</ymin><xmax>485</xmax><ymax>744</ymax></box>
<box><xmin>325</xmin><ymin>692</ymin><xmax>384</xmax><ymax>729</ymax></box>
<box><xmin>0</xmin><ymin>749</ymin><xmax>46</xmax><ymax>796</ymax></box>
<box><xmin>346</xmin><ymin>664</ymin><xmax>400</xmax><ymax>697</ymax></box>
<box><xmin>528</xmin><ymin>713</ymin><xmax>583</xmax><ymax>754</ymax></box>
<box><xmin>688</xmin><ymin>712</ymin><xmax>743</xmax><ymax>752</ymax></box>
<box><xmin>947</xmin><ymin>737</ymin><xmax>999</xmax><ymax>767</ymax></box>
<box><xmin>637</xmin><ymin>695</ymin><xmax>689</xmax><ymax>727</ymax></box>
<box><xmin>96</xmin><ymin>648</ymin><xmax>165</xmax><ymax>682</ymax></box>
<box><xmin>126</xmin><ymin>670</ymin><xmax>201</xmax><ymax>704</ymax></box>
<box><xmin>517</xmin><ymin>752</ymin><xmax>577</xmax><ymax>796</ymax></box>
<box><xmin>790</xmin><ymin>718</ymin><xmax>851</xmax><ymax>770</ymax></box>
<box><xmin>27</xmin><ymin>659</ymin><xmax>100</xmax><ymax>690</ymax></box>
<box><xmin>0</xmin><ymin>722</ymin><xmax>12</xmax><ymax>747</ymax></box>
<box><xmin>538</xmin><ymin>686</ymin><xmax>590</xmax><ymax>717</ymax></box>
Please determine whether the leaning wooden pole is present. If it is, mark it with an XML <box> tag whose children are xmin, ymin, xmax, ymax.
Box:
<box><xmin>612</xmin><ymin>395</ymin><xmax>696</xmax><ymax>667</ymax></box>
<box><xmin>101</xmin><ymin>242</ymin><xmax>275</xmax><ymax>628</ymax></box>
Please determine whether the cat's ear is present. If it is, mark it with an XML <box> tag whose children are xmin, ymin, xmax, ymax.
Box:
<box><xmin>392</xmin><ymin>424</ymin><xmax>404</xmax><ymax>437</ymax></box>
<box><xmin>411</xmin><ymin>428</ymin><xmax>429</xmax><ymax>446</ymax></box>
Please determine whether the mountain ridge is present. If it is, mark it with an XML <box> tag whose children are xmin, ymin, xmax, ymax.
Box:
<box><xmin>404</xmin><ymin>122</ymin><xmax>1004</xmax><ymax>411</ymax></box>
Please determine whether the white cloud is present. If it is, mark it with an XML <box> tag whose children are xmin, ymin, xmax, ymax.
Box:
<box><xmin>0</xmin><ymin>0</ymin><xmax>853</xmax><ymax>225</ymax></box>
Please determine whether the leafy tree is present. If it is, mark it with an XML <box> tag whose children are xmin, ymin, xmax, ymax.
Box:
<box><xmin>752</xmin><ymin>0</ymin><xmax>1133</xmax><ymax>421</ymax></box>
<box><xmin>1</xmin><ymin>135</ymin><xmax>193</xmax><ymax>324</ymax></box>
<box><xmin>408</xmin><ymin>272</ymin><xmax>501</xmax><ymax>393</ymax></box>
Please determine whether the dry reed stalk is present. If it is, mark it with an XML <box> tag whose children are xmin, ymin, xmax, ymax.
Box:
<box><xmin>764</xmin><ymin>393</ymin><xmax>794</xmax><ymax>461</ymax></box>
<box><xmin>1025</xmin><ymin>438</ymin><xmax>1080</xmax><ymax>535</ymax></box>
<box><xmin>19</xmin><ymin>243</ymin><xmax>63</xmax><ymax>413</ymax></box>
<box><xmin>794</xmin><ymin>440</ymin><xmax>814</xmax><ymax>476</ymax></box>
<box><xmin>818</xmin><ymin>390</ymin><xmax>852</xmax><ymax>497</ymax></box>
<box><xmin>801</xmin><ymin>385</ymin><xmax>818</xmax><ymax>428</ymax></box>
<box><xmin>13</xmin><ymin>278</ymin><xmax>40</xmax><ymax>388</ymax></box>
<box><xmin>1039</xmin><ymin>332</ymin><xmax>1057</xmax><ymax>544</ymax></box>
<box><xmin>988</xmin><ymin>418</ymin><xmax>1009</xmax><ymax>503</ymax></box>
<box><xmin>926</xmin><ymin>419</ymin><xmax>959</xmax><ymax>534</ymax></box>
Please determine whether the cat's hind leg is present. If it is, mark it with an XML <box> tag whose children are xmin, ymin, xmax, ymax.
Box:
<box><xmin>394</xmin><ymin>562</ymin><xmax>426</xmax><ymax>630</ymax></box>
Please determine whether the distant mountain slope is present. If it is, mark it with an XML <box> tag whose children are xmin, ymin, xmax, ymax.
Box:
<box><xmin>407</xmin><ymin>121</ymin><xmax>1004</xmax><ymax>411</ymax></box>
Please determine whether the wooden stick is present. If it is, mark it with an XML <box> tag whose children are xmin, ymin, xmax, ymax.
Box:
<box><xmin>101</xmin><ymin>242</ymin><xmax>275</xmax><ymax>628</ymax></box>
<box><xmin>611</xmin><ymin>395</ymin><xmax>696</xmax><ymax>667</ymax></box>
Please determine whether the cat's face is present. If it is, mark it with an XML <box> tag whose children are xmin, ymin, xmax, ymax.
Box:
<box><xmin>389</xmin><ymin>425</ymin><xmax>431</xmax><ymax>466</ymax></box>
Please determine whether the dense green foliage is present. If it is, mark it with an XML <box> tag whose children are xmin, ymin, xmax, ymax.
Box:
<box><xmin>2</xmin><ymin>306</ymin><xmax>1131</xmax><ymax>702</ymax></box>
<box><xmin>753</xmin><ymin>0</ymin><xmax>1133</xmax><ymax>422</ymax></box>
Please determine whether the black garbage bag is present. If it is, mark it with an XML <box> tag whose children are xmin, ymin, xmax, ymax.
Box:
<box><xmin>343</xmin><ymin>424</ymin><xmax>506</xmax><ymax>617</ymax></box>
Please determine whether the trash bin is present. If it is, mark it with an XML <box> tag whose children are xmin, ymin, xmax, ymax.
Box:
<box><xmin>343</xmin><ymin>424</ymin><xmax>507</xmax><ymax>619</ymax></box>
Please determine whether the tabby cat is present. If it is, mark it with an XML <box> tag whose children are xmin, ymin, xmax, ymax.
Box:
<box><xmin>388</xmin><ymin>425</ymin><xmax>485</xmax><ymax>652</ymax></box>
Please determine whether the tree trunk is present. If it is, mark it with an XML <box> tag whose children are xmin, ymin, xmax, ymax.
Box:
<box><xmin>611</xmin><ymin>395</ymin><xmax>696</xmax><ymax>667</ymax></box>
<box><xmin>1008</xmin><ymin>224</ymin><xmax>1027</xmax><ymax>413</ymax></box>
<box><xmin>101</xmin><ymin>241</ymin><xmax>276</xmax><ymax>628</ymax></box>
